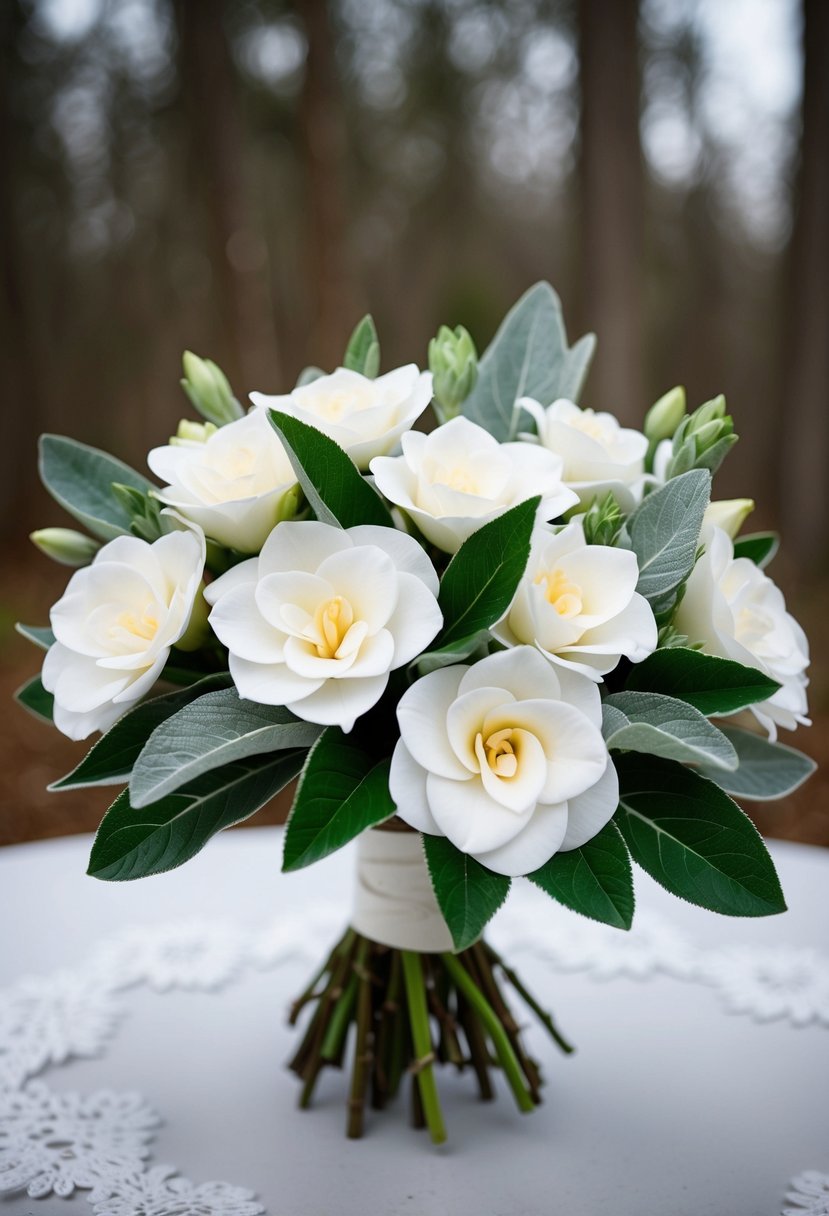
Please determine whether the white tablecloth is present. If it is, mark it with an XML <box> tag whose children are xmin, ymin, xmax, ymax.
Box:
<box><xmin>1</xmin><ymin>828</ymin><xmax>827</xmax><ymax>1216</ymax></box>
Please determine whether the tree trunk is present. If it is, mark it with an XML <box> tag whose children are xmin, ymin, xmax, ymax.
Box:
<box><xmin>578</xmin><ymin>0</ymin><xmax>644</xmax><ymax>423</ymax></box>
<box><xmin>174</xmin><ymin>0</ymin><xmax>277</xmax><ymax>392</ymax></box>
<box><xmin>297</xmin><ymin>0</ymin><xmax>356</xmax><ymax>369</ymax></box>
<box><xmin>779</xmin><ymin>0</ymin><xmax>829</xmax><ymax>566</ymax></box>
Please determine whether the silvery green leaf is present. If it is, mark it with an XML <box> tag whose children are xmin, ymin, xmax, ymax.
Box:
<box><xmin>627</xmin><ymin>469</ymin><xmax>710</xmax><ymax>606</ymax></box>
<box><xmin>602</xmin><ymin>690</ymin><xmax>738</xmax><ymax>770</ymax></box>
<box><xmin>697</xmin><ymin>726</ymin><xmax>816</xmax><ymax>801</ymax></box>
<box><xmin>296</xmin><ymin>366</ymin><xmax>325</xmax><ymax>387</ymax></box>
<box><xmin>462</xmin><ymin>282</ymin><xmax>595</xmax><ymax>442</ymax></box>
<box><xmin>130</xmin><ymin>688</ymin><xmax>322</xmax><ymax>807</ymax></box>
<box><xmin>15</xmin><ymin>623</ymin><xmax>55</xmax><ymax>651</ymax></box>
<box><xmin>343</xmin><ymin>315</ymin><xmax>380</xmax><ymax>378</ymax></box>
<box><xmin>39</xmin><ymin>434</ymin><xmax>156</xmax><ymax>542</ymax></box>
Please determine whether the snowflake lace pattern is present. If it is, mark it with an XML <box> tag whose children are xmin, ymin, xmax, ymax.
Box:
<box><xmin>88</xmin><ymin>1164</ymin><xmax>265</xmax><ymax>1216</ymax></box>
<box><xmin>0</xmin><ymin>1081</ymin><xmax>158</xmax><ymax>1199</ymax></box>
<box><xmin>782</xmin><ymin>1170</ymin><xmax>829</xmax><ymax>1216</ymax></box>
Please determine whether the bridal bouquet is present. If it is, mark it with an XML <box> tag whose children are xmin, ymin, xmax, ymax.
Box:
<box><xmin>19</xmin><ymin>283</ymin><xmax>814</xmax><ymax>1143</ymax></box>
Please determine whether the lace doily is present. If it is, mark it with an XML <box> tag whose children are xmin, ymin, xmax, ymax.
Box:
<box><xmin>0</xmin><ymin>891</ymin><xmax>826</xmax><ymax>1214</ymax></box>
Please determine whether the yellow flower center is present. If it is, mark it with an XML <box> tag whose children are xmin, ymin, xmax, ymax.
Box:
<box><xmin>482</xmin><ymin>727</ymin><xmax>518</xmax><ymax>778</ymax></box>
<box><xmin>313</xmin><ymin>595</ymin><xmax>354</xmax><ymax>659</ymax></box>
<box><xmin>434</xmin><ymin>464</ymin><xmax>480</xmax><ymax>495</ymax></box>
<box><xmin>114</xmin><ymin>608</ymin><xmax>159</xmax><ymax>642</ymax></box>
<box><xmin>314</xmin><ymin>386</ymin><xmax>374</xmax><ymax>420</ymax></box>
<box><xmin>535</xmin><ymin>567</ymin><xmax>583</xmax><ymax>618</ymax></box>
<box><xmin>568</xmin><ymin>408</ymin><xmax>612</xmax><ymax>443</ymax></box>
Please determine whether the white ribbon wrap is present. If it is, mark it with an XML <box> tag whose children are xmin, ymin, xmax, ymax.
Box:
<box><xmin>351</xmin><ymin>829</ymin><xmax>454</xmax><ymax>953</ymax></box>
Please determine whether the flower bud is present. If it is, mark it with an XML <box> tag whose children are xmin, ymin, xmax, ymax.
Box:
<box><xmin>689</xmin><ymin>394</ymin><xmax>727</xmax><ymax>429</ymax></box>
<box><xmin>704</xmin><ymin>498</ymin><xmax>754</xmax><ymax>540</ymax></box>
<box><xmin>30</xmin><ymin>528</ymin><xmax>100</xmax><ymax>567</ymax></box>
<box><xmin>665</xmin><ymin>394</ymin><xmax>737</xmax><ymax>478</ymax></box>
<box><xmin>180</xmin><ymin>351</ymin><xmax>244</xmax><ymax>427</ymax></box>
<box><xmin>428</xmin><ymin>325</ymin><xmax>478</xmax><ymax>422</ymax></box>
<box><xmin>174</xmin><ymin>582</ymin><xmax>211</xmax><ymax>652</ymax></box>
<box><xmin>644</xmin><ymin>386</ymin><xmax>685</xmax><ymax>444</ymax></box>
<box><xmin>582</xmin><ymin>492</ymin><xmax>624</xmax><ymax>547</ymax></box>
<box><xmin>171</xmin><ymin>419</ymin><xmax>217</xmax><ymax>446</ymax></box>
<box><xmin>275</xmin><ymin>484</ymin><xmax>301</xmax><ymax>525</ymax></box>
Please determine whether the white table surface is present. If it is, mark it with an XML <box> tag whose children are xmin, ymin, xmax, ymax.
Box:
<box><xmin>1</xmin><ymin>827</ymin><xmax>827</xmax><ymax>1216</ymax></box>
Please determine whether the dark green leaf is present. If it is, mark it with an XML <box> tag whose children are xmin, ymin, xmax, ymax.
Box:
<box><xmin>614</xmin><ymin>754</ymin><xmax>786</xmax><ymax>917</ymax></box>
<box><xmin>627</xmin><ymin>470</ymin><xmax>710</xmax><ymax>606</ymax></box>
<box><xmin>50</xmin><ymin>673</ymin><xmax>233</xmax><ymax>790</ymax></box>
<box><xmin>414</xmin><ymin>629</ymin><xmax>491</xmax><ymax>676</ymax></box>
<box><xmin>343</xmin><ymin>315</ymin><xmax>380</xmax><ymax>378</ymax></box>
<box><xmin>697</xmin><ymin>726</ymin><xmax>816</xmax><ymax>801</ymax></box>
<box><xmin>39</xmin><ymin>434</ymin><xmax>156</xmax><ymax>542</ymax></box>
<box><xmin>435</xmin><ymin>496</ymin><xmax>539</xmax><ymax>650</ymax></box>
<box><xmin>88</xmin><ymin>751</ymin><xmax>303</xmax><ymax>881</ymax></box>
<box><xmin>282</xmin><ymin>730</ymin><xmax>395</xmax><ymax>871</ymax></box>
<box><xmin>15</xmin><ymin>623</ymin><xmax>55</xmax><ymax>651</ymax></box>
<box><xmin>462</xmin><ymin>282</ymin><xmax>595</xmax><ymax>441</ymax></box>
<box><xmin>625</xmin><ymin>647</ymin><xmax>781</xmax><ymax>715</ymax></box>
<box><xmin>131</xmin><ymin>688</ymin><xmax>322</xmax><ymax>806</ymax></box>
<box><xmin>528</xmin><ymin>821</ymin><xmax>634</xmax><ymax>930</ymax></box>
<box><xmin>15</xmin><ymin>676</ymin><xmax>54</xmax><ymax>724</ymax></box>
<box><xmin>423</xmin><ymin>834</ymin><xmax>511</xmax><ymax>951</ymax></box>
<box><xmin>733</xmin><ymin>532</ymin><xmax>779</xmax><ymax>569</ymax></box>
<box><xmin>267</xmin><ymin>410</ymin><xmax>393</xmax><ymax>529</ymax></box>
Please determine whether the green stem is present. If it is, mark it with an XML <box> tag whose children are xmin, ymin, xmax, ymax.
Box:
<box><xmin>442</xmin><ymin>952</ymin><xmax>535</xmax><ymax>1114</ymax></box>
<box><xmin>400</xmin><ymin>950</ymin><xmax>447</xmax><ymax>1145</ymax></box>
<box><xmin>484</xmin><ymin>943</ymin><xmax>574</xmax><ymax>1055</ymax></box>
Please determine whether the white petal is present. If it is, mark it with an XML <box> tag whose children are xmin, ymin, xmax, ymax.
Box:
<box><xmin>42</xmin><ymin>644</ymin><xmax>131</xmax><ymax>713</ymax></box>
<box><xmin>259</xmin><ymin>520</ymin><xmax>352</xmax><ymax>577</ymax></box>
<box><xmin>559</xmin><ymin>760</ymin><xmax>620</xmax><ymax>851</ymax></box>
<box><xmin>288</xmin><ymin>674</ymin><xmax>389</xmax><ymax>732</ymax></box>
<box><xmin>389</xmin><ymin>741</ymin><xmax>441</xmax><ymax>833</ymax></box>
<box><xmin>396</xmin><ymin>666</ymin><xmax>470</xmax><ymax>780</ymax></box>
<box><xmin>207</xmin><ymin>584</ymin><xmax>285</xmax><ymax>662</ymax></box>
<box><xmin>446</xmin><ymin>686</ymin><xmax>511</xmax><ymax>773</ymax></box>
<box><xmin>475</xmin><ymin>801</ymin><xmax>570</xmax><ymax>876</ymax></box>
<box><xmin>203</xmin><ymin>557</ymin><xmax>258</xmax><ymax>606</ymax></box>
<box><xmin>348</xmin><ymin>525</ymin><xmax>439</xmax><ymax>594</ymax></box>
<box><xmin>315</xmin><ymin>546</ymin><xmax>398</xmax><ymax>632</ymax></box>
<box><xmin>575</xmin><ymin>593</ymin><xmax>657</xmax><ymax>664</ymax></box>
<box><xmin>458</xmin><ymin>645</ymin><xmax>564</xmax><ymax>702</ymax></box>
<box><xmin>384</xmin><ymin>573</ymin><xmax>443</xmax><ymax>666</ymax></box>
<box><xmin>229</xmin><ymin>656</ymin><xmax>322</xmax><ymax>705</ymax></box>
<box><xmin>427</xmin><ymin>772</ymin><xmax>534</xmax><ymax>854</ymax></box>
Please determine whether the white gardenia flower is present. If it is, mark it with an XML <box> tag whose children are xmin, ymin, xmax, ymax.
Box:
<box><xmin>675</xmin><ymin>526</ymin><xmax>810</xmax><ymax>738</ymax></box>
<box><xmin>520</xmin><ymin>397</ymin><xmax>649</xmax><ymax>511</ymax></box>
<box><xmin>391</xmin><ymin>647</ymin><xmax>618</xmax><ymax>876</ymax></box>
<box><xmin>147</xmin><ymin>409</ymin><xmax>298</xmax><ymax>553</ymax></box>
<box><xmin>205</xmin><ymin>520</ymin><xmax>443</xmax><ymax>732</ymax></box>
<box><xmin>250</xmin><ymin>365</ymin><xmax>433</xmax><ymax>470</ymax></box>
<box><xmin>493</xmin><ymin>520</ymin><xmax>657</xmax><ymax>679</ymax></box>
<box><xmin>370</xmin><ymin>415</ymin><xmax>578</xmax><ymax>555</ymax></box>
<box><xmin>42</xmin><ymin>530</ymin><xmax>206</xmax><ymax>741</ymax></box>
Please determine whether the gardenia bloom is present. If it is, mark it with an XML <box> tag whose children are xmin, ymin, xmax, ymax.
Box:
<box><xmin>390</xmin><ymin>647</ymin><xmax>618</xmax><ymax>876</ymax></box>
<box><xmin>205</xmin><ymin>520</ymin><xmax>443</xmax><ymax>731</ymax></box>
<box><xmin>493</xmin><ymin>520</ymin><xmax>657</xmax><ymax>679</ymax></box>
<box><xmin>520</xmin><ymin>397</ymin><xmax>649</xmax><ymax>511</ymax></box>
<box><xmin>675</xmin><ymin>526</ymin><xmax>810</xmax><ymax>738</ymax></box>
<box><xmin>370</xmin><ymin>415</ymin><xmax>578</xmax><ymax>555</ymax></box>
<box><xmin>250</xmin><ymin>365</ymin><xmax>433</xmax><ymax>470</ymax></box>
<box><xmin>42</xmin><ymin>530</ymin><xmax>206</xmax><ymax>741</ymax></box>
<box><xmin>147</xmin><ymin>409</ymin><xmax>298</xmax><ymax>553</ymax></box>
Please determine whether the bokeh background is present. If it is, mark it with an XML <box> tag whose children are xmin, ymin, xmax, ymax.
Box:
<box><xmin>2</xmin><ymin>0</ymin><xmax>827</xmax><ymax>849</ymax></box>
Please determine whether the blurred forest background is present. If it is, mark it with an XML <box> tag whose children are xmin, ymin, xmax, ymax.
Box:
<box><xmin>1</xmin><ymin>0</ymin><xmax>828</xmax><ymax>848</ymax></box>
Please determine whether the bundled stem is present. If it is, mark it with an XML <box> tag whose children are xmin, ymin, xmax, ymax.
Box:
<box><xmin>288</xmin><ymin>927</ymin><xmax>572</xmax><ymax>1141</ymax></box>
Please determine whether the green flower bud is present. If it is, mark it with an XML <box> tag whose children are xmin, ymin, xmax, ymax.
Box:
<box><xmin>644</xmin><ymin>386</ymin><xmax>686</xmax><ymax>444</ymax></box>
<box><xmin>704</xmin><ymin>498</ymin><xmax>755</xmax><ymax>539</ymax></box>
<box><xmin>180</xmin><ymin>351</ymin><xmax>244</xmax><ymax>427</ymax></box>
<box><xmin>31</xmin><ymin>528</ymin><xmax>100</xmax><ymax>567</ymax></box>
<box><xmin>429</xmin><ymin>325</ymin><xmax>478</xmax><ymax>422</ymax></box>
<box><xmin>689</xmin><ymin>394</ymin><xmax>727</xmax><ymax>429</ymax></box>
<box><xmin>275</xmin><ymin>484</ymin><xmax>301</xmax><ymax>525</ymax></box>
<box><xmin>582</xmin><ymin>492</ymin><xmax>624</xmax><ymax>547</ymax></box>
<box><xmin>171</xmin><ymin>419</ymin><xmax>218</xmax><ymax>446</ymax></box>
